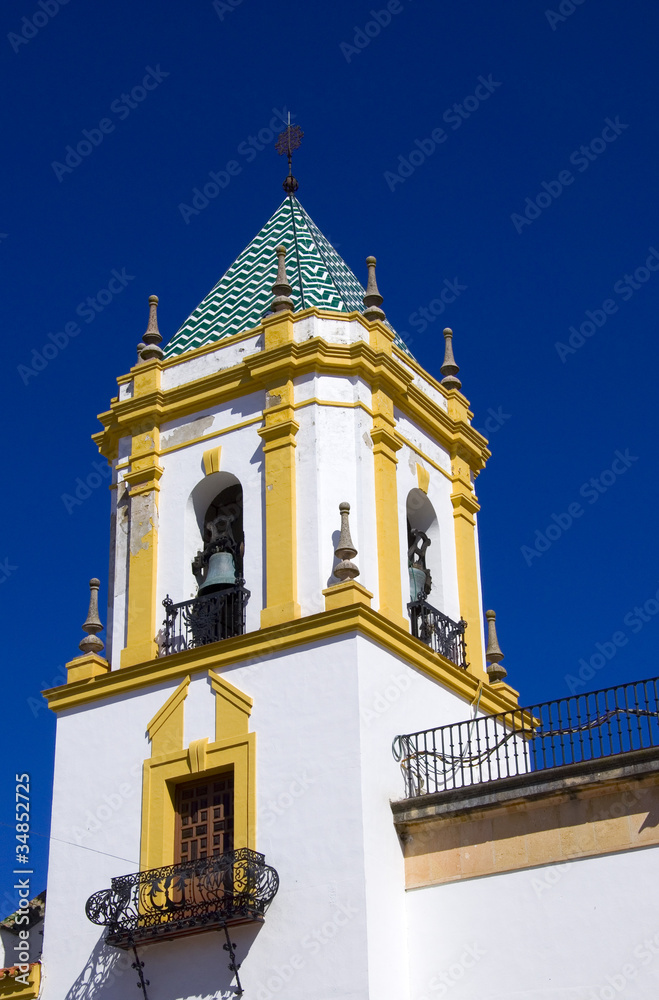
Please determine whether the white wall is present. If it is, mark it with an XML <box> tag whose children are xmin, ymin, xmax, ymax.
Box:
<box><xmin>42</xmin><ymin>628</ymin><xmax>483</xmax><ymax>1000</ymax></box>
<box><xmin>406</xmin><ymin>847</ymin><xmax>659</xmax><ymax>1000</ymax></box>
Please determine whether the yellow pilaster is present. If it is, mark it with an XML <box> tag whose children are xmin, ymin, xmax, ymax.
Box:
<box><xmin>371</xmin><ymin>385</ymin><xmax>408</xmax><ymax>631</ymax></box>
<box><xmin>121</xmin><ymin>361</ymin><xmax>164</xmax><ymax>668</ymax></box>
<box><xmin>258</xmin><ymin>370</ymin><xmax>301</xmax><ymax>628</ymax></box>
<box><xmin>450</xmin><ymin>450</ymin><xmax>486</xmax><ymax>678</ymax></box>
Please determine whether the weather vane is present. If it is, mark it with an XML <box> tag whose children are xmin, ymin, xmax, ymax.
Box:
<box><xmin>276</xmin><ymin>113</ymin><xmax>304</xmax><ymax>194</ymax></box>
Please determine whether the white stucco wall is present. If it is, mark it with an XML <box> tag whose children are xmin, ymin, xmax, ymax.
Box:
<box><xmin>406</xmin><ymin>847</ymin><xmax>659</xmax><ymax>1000</ymax></box>
<box><xmin>41</xmin><ymin>629</ymin><xmax>484</xmax><ymax>1000</ymax></box>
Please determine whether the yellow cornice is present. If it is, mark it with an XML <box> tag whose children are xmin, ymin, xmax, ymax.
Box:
<box><xmin>43</xmin><ymin>605</ymin><xmax>521</xmax><ymax>717</ymax></box>
<box><xmin>93</xmin><ymin>328</ymin><xmax>489</xmax><ymax>472</ymax></box>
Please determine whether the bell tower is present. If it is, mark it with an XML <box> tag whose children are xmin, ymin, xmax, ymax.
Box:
<box><xmin>40</xmin><ymin>180</ymin><xmax>521</xmax><ymax>1000</ymax></box>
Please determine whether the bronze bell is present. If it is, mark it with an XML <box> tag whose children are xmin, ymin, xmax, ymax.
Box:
<box><xmin>198</xmin><ymin>551</ymin><xmax>236</xmax><ymax>594</ymax></box>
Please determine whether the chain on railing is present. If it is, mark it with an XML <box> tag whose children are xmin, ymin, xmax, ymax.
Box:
<box><xmin>392</xmin><ymin>675</ymin><xmax>659</xmax><ymax>797</ymax></box>
<box><xmin>407</xmin><ymin>599</ymin><xmax>468</xmax><ymax>669</ymax></box>
<box><xmin>161</xmin><ymin>584</ymin><xmax>250</xmax><ymax>655</ymax></box>
<box><xmin>85</xmin><ymin>849</ymin><xmax>279</xmax><ymax>948</ymax></box>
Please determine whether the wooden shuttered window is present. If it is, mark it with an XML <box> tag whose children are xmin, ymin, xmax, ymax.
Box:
<box><xmin>174</xmin><ymin>773</ymin><xmax>234</xmax><ymax>863</ymax></box>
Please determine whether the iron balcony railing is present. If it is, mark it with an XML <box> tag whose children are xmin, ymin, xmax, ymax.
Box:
<box><xmin>85</xmin><ymin>849</ymin><xmax>279</xmax><ymax>948</ymax></box>
<box><xmin>392</xmin><ymin>676</ymin><xmax>659</xmax><ymax>798</ymax></box>
<box><xmin>408</xmin><ymin>599</ymin><xmax>468</xmax><ymax>669</ymax></box>
<box><xmin>162</xmin><ymin>583</ymin><xmax>249</xmax><ymax>655</ymax></box>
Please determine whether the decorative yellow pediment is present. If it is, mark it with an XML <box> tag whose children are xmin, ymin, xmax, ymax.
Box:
<box><xmin>146</xmin><ymin>675</ymin><xmax>190</xmax><ymax>756</ymax></box>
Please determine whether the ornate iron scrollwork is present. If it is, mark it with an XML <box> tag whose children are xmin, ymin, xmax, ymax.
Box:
<box><xmin>85</xmin><ymin>849</ymin><xmax>279</xmax><ymax>948</ymax></box>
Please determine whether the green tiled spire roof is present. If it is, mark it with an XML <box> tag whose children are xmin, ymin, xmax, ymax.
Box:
<box><xmin>165</xmin><ymin>196</ymin><xmax>409</xmax><ymax>357</ymax></box>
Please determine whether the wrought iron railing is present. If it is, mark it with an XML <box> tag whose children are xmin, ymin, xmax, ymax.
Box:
<box><xmin>85</xmin><ymin>849</ymin><xmax>279</xmax><ymax>948</ymax></box>
<box><xmin>393</xmin><ymin>676</ymin><xmax>659</xmax><ymax>798</ymax></box>
<box><xmin>408</xmin><ymin>599</ymin><xmax>468</xmax><ymax>669</ymax></box>
<box><xmin>162</xmin><ymin>584</ymin><xmax>249</xmax><ymax>655</ymax></box>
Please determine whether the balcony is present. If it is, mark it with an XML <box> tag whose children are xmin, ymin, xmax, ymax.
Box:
<box><xmin>407</xmin><ymin>599</ymin><xmax>468</xmax><ymax>669</ymax></box>
<box><xmin>162</xmin><ymin>584</ymin><xmax>250</xmax><ymax>655</ymax></box>
<box><xmin>85</xmin><ymin>849</ymin><xmax>279</xmax><ymax>948</ymax></box>
<box><xmin>393</xmin><ymin>676</ymin><xmax>659</xmax><ymax>798</ymax></box>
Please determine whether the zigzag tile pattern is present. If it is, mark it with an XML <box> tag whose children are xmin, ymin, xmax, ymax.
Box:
<box><xmin>165</xmin><ymin>196</ymin><xmax>410</xmax><ymax>357</ymax></box>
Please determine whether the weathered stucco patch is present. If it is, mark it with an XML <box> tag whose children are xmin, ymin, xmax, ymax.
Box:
<box><xmin>130</xmin><ymin>493</ymin><xmax>159</xmax><ymax>555</ymax></box>
<box><xmin>161</xmin><ymin>415</ymin><xmax>214</xmax><ymax>449</ymax></box>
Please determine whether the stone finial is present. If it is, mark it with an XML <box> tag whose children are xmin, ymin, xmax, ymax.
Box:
<box><xmin>362</xmin><ymin>256</ymin><xmax>386</xmax><ymax>322</ymax></box>
<box><xmin>334</xmin><ymin>502</ymin><xmax>360</xmax><ymax>581</ymax></box>
<box><xmin>271</xmin><ymin>245</ymin><xmax>294</xmax><ymax>313</ymax></box>
<box><xmin>139</xmin><ymin>295</ymin><xmax>164</xmax><ymax>362</ymax></box>
<box><xmin>485</xmin><ymin>609</ymin><xmax>507</xmax><ymax>683</ymax></box>
<box><xmin>440</xmin><ymin>327</ymin><xmax>462</xmax><ymax>391</ymax></box>
<box><xmin>79</xmin><ymin>578</ymin><xmax>105</xmax><ymax>655</ymax></box>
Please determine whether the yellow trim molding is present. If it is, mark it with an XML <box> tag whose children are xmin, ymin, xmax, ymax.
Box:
<box><xmin>209</xmin><ymin>669</ymin><xmax>253</xmax><ymax>739</ymax></box>
<box><xmin>146</xmin><ymin>676</ymin><xmax>190</xmax><ymax>756</ymax></box>
<box><xmin>66</xmin><ymin>652</ymin><xmax>110</xmax><ymax>684</ymax></box>
<box><xmin>371</xmin><ymin>384</ymin><xmax>408</xmax><ymax>630</ymax></box>
<box><xmin>202</xmin><ymin>445</ymin><xmax>221</xmax><ymax>475</ymax></box>
<box><xmin>120</xmin><ymin>422</ymin><xmax>163</xmax><ymax>668</ymax></box>
<box><xmin>140</xmin><ymin>670</ymin><xmax>255</xmax><ymax>869</ymax></box>
<box><xmin>450</xmin><ymin>453</ymin><xmax>486</xmax><ymax>677</ymax></box>
<box><xmin>258</xmin><ymin>376</ymin><xmax>301</xmax><ymax>627</ymax></box>
<box><xmin>44</xmin><ymin>604</ymin><xmax>521</xmax><ymax>719</ymax></box>
<box><xmin>140</xmin><ymin>732</ymin><xmax>256</xmax><ymax>870</ymax></box>
<box><xmin>0</xmin><ymin>963</ymin><xmax>41</xmax><ymax>1000</ymax></box>
<box><xmin>323</xmin><ymin>581</ymin><xmax>373</xmax><ymax>611</ymax></box>
<box><xmin>416</xmin><ymin>463</ymin><xmax>430</xmax><ymax>494</ymax></box>
<box><xmin>94</xmin><ymin>327</ymin><xmax>489</xmax><ymax>478</ymax></box>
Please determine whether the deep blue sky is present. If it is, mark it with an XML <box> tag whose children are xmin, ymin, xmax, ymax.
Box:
<box><xmin>2</xmin><ymin>0</ymin><xmax>659</xmax><ymax>905</ymax></box>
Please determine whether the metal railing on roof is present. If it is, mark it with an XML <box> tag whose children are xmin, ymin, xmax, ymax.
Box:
<box><xmin>392</xmin><ymin>676</ymin><xmax>659</xmax><ymax>798</ymax></box>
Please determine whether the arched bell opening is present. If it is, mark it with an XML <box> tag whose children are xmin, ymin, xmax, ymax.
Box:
<box><xmin>193</xmin><ymin>483</ymin><xmax>245</xmax><ymax>594</ymax></box>
<box><xmin>162</xmin><ymin>474</ymin><xmax>250</xmax><ymax>655</ymax></box>
<box><xmin>406</xmin><ymin>489</ymin><xmax>442</xmax><ymax>607</ymax></box>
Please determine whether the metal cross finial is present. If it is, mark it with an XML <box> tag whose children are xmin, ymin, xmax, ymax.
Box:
<box><xmin>276</xmin><ymin>113</ymin><xmax>304</xmax><ymax>194</ymax></box>
<box><xmin>79</xmin><ymin>578</ymin><xmax>105</xmax><ymax>655</ymax></box>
